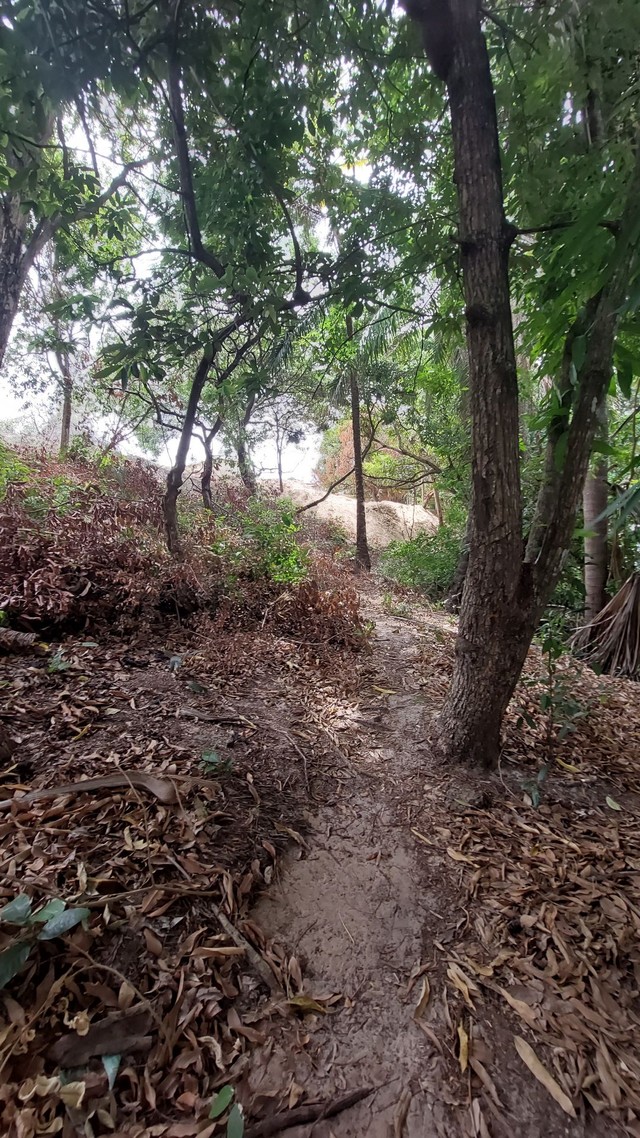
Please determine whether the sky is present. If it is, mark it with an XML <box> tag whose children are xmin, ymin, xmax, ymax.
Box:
<box><xmin>0</xmin><ymin>373</ymin><xmax>321</xmax><ymax>484</ymax></box>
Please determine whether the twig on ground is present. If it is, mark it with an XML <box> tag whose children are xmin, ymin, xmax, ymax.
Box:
<box><xmin>243</xmin><ymin>1087</ymin><xmax>374</xmax><ymax>1138</ymax></box>
<box><xmin>209</xmin><ymin>900</ymin><xmax>283</xmax><ymax>996</ymax></box>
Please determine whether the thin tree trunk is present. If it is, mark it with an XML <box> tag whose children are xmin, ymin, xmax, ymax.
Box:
<box><xmin>277</xmin><ymin>440</ymin><xmax>284</xmax><ymax>494</ymax></box>
<box><xmin>445</xmin><ymin>510</ymin><xmax>471</xmax><ymax>613</ymax></box>
<box><xmin>200</xmin><ymin>416</ymin><xmax>223</xmax><ymax>510</ymax></box>
<box><xmin>236</xmin><ymin>434</ymin><xmax>256</xmax><ymax>493</ymax></box>
<box><xmin>583</xmin><ymin>399</ymin><xmax>608</xmax><ymax>621</ymax></box>
<box><xmin>164</xmin><ymin>352</ymin><xmax>213</xmax><ymax>556</ymax></box>
<box><xmin>58</xmin><ymin>357</ymin><xmax>73</xmax><ymax>456</ymax></box>
<box><xmin>345</xmin><ymin>311</ymin><xmax>370</xmax><ymax>572</ymax></box>
<box><xmin>236</xmin><ymin>393</ymin><xmax>257</xmax><ymax>494</ymax></box>
<box><xmin>350</xmin><ymin>367</ymin><xmax>371</xmax><ymax>571</ymax></box>
<box><xmin>583</xmin><ymin>462</ymin><xmax>608</xmax><ymax>620</ymax></box>
<box><xmin>201</xmin><ymin>437</ymin><xmax>214</xmax><ymax>509</ymax></box>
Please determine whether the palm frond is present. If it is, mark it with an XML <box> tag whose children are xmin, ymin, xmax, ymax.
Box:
<box><xmin>571</xmin><ymin>572</ymin><xmax>640</xmax><ymax>677</ymax></box>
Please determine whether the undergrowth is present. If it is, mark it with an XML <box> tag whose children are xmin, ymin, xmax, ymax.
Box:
<box><xmin>380</xmin><ymin>513</ymin><xmax>464</xmax><ymax>598</ymax></box>
<box><xmin>0</xmin><ymin>446</ymin><xmax>366</xmax><ymax>649</ymax></box>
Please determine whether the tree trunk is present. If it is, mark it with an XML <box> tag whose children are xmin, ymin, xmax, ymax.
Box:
<box><xmin>583</xmin><ymin>401</ymin><xmax>608</xmax><ymax>621</ymax></box>
<box><xmin>201</xmin><ymin>438</ymin><xmax>214</xmax><ymax>510</ymax></box>
<box><xmin>277</xmin><ymin>441</ymin><xmax>284</xmax><ymax>494</ymax></box>
<box><xmin>415</xmin><ymin>0</ymin><xmax>523</xmax><ymax>766</ymax></box>
<box><xmin>236</xmin><ymin>433</ymin><xmax>256</xmax><ymax>493</ymax></box>
<box><xmin>406</xmin><ymin>0</ymin><xmax>640</xmax><ymax>769</ymax></box>
<box><xmin>445</xmin><ymin>511</ymin><xmax>471</xmax><ymax>613</ymax></box>
<box><xmin>59</xmin><ymin>358</ymin><xmax>73</xmax><ymax>456</ymax></box>
<box><xmin>350</xmin><ymin>367</ymin><xmax>371</xmax><ymax>571</ymax></box>
<box><xmin>164</xmin><ymin>352</ymin><xmax>213</xmax><ymax>556</ymax></box>
<box><xmin>0</xmin><ymin>199</ymin><xmax>29</xmax><ymax>372</ymax></box>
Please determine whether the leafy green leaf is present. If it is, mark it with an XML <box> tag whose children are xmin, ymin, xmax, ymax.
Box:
<box><xmin>0</xmin><ymin>943</ymin><xmax>30</xmax><ymax>987</ymax></box>
<box><xmin>0</xmin><ymin>894</ymin><xmax>33</xmax><ymax>925</ymax></box>
<box><xmin>38</xmin><ymin>907</ymin><xmax>90</xmax><ymax>940</ymax></box>
<box><xmin>209</xmin><ymin>1085</ymin><xmax>235</xmax><ymax>1119</ymax></box>
<box><xmin>227</xmin><ymin>1103</ymin><xmax>244</xmax><ymax>1138</ymax></box>
<box><xmin>29</xmin><ymin>898</ymin><xmax>66</xmax><ymax>923</ymax></box>
<box><xmin>606</xmin><ymin>796</ymin><xmax>622</xmax><ymax>811</ymax></box>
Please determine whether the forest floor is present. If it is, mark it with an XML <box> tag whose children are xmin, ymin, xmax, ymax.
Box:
<box><xmin>2</xmin><ymin>570</ymin><xmax>640</xmax><ymax>1138</ymax></box>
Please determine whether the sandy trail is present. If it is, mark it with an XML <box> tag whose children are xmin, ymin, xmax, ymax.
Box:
<box><xmin>249</xmin><ymin>588</ymin><xmax>610</xmax><ymax>1138</ymax></box>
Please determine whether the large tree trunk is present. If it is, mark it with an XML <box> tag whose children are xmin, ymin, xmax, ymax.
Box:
<box><xmin>0</xmin><ymin>199</ymin><xmax>29</xmax><ymax>372</ymax></box>
<box><xmin>420</xmin><ymin>0</ymin><xmax>524</xmax><ymax>765</ymax></box>
<box><xmin>406</xmin><ymin>0</ymin><xmax>640</xmax><ymax>768</ymax></box>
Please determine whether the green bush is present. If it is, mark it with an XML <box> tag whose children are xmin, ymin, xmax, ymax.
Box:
<box><xmin>211</xmin><ymin>498</ymin><xmax>308</xmax><ymax>588</ymax></box>
<box><xmin>0</xmin><ymin>442</ymin><xmax>31</xmax><ymax>499</ymax></box>
<box><xmin>241</xmin><ymin>499</ymin><xmax>308</xmax><ymax>584</ymax></box>
<box><xmin>380</xmin><ymin>517</ymin><xmax>464</xmax><ymax>598</ymax></box>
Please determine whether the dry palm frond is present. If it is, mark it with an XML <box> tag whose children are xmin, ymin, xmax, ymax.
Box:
<box><xmin>571</xmin><ymin>572</ymin><xmax>640</xmax><ymax>677</ymax></box>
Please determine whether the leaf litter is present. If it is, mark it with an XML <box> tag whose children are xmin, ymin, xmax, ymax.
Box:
<box><xmin>0</xmin><ymin>575</ymin><xmax>372</xmax><ymax>1137</ymax></box>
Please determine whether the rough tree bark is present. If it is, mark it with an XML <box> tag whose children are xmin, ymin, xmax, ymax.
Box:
<box><xmin>405</xmin><ymin>0</ymin><xmax>640</xmax><ymax>767</ymax></box>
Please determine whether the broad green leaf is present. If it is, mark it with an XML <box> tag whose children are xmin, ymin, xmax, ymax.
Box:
<box><xmin>38</xmin><ymin>907</ymin><xmax>90</xmax><ymax>940</ymax></box>
<box><xmin>227</xmin><ymin>1104</ymin><xmax>244</xmax><ymax>1138</ymax></box>
<box><xmin>606</xmin><ymin>796</ymin><xmax>622</xmax><ymax>811</ymax></box>
<box><xmin>29</xmin><ymin>898</ymin><xmax>66</xmax><ymax>923</ymax></box>
<box><xmin>209</xmin><ymin>1085</ymin><xmax>235</xmax><ymax>1119</ymax></box>
<box><xmin>0</xmin><ymin>894</ymin><xmax>33</xmax><ymax>925</ymax></box>
<box><xmin>0</xmin><ymin>943</ymin><xmax>30</xmax><ymax>987</ymax></box>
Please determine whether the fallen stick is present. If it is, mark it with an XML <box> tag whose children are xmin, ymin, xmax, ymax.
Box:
<box><xmin>209</xmin><ymin>901</ymin><xmax>283</xmax><ymax>997</ymax></box>
<box><xmin>0</xmin><ymin>771</ymin><xmax>223</xmax><ymax>812</ymax></box>
<box><xmin>244</xmin><ymin>1087</ymin><xmax>374</xmax><ymax>1138</ymax></box>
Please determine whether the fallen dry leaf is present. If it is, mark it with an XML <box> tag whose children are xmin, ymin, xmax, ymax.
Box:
<box><xmin>414</xmin><ymin>976</ymin><xmax>431</xmax><ymax>1019</ymax></box>
<box><xmin>514</xmin><ymin>1036</ymin><xmax>576</xmax><ymax>1117</ymax></box>
<box><xmin>458</xmin><ymin>1021</ymin><xmax>469</xmax><ymax>1073</ymax></box>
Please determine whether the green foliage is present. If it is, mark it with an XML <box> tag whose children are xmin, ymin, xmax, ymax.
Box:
<box><xmin>237</xmin><ymin>499</ymin><xmax>308</xmax><ymax>586</ymax></box>
<box><xmin>380</xmin><ymin>514</ymin><xmax>465</xmax><ymax>598</ymax></box>
<box><xmin>0</xmin><ymin>442</ymin><xmax>30</xmax><ymax>499</ymax></box>
<box><xmin>0</xmin><ymin>892</ymin><xmax>90</xmax><ymax>988</ymax></box>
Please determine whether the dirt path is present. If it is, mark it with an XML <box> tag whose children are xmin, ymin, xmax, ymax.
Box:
<box><xmin>251</xmin><ymin>588</ymin><xmax>614</xmax><ymax>1138</ymax></box>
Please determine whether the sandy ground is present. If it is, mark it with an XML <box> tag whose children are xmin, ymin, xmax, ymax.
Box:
<box><xmin>283</xmin><ymin>479</ymin><xmax>439</xmax><ymax>549</ymax></box>
<box><xmin>250</xmin><ymin>590</ymin><xmax>611</xmax><ymax>1138</ymax></box>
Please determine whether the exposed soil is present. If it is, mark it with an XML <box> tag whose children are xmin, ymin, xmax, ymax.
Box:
<box><xmin>2</xmin><ymin>575</ymin><xmax>640</xmax><ymax>1137</ymax></box>
<box><xmin>283</xmin><ymin>479</ymin><xmax>440</xmax><ymax>549</ymax></box>
<box><xmin>250</xmin><ymin>586</ymin><xmax>632</xmax><ymax>1138</ymax></box>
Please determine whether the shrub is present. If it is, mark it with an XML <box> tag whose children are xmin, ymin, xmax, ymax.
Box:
<box><xmin>238</xmin><ymin>498</ymin><xmax>308</xmax><ymax>585</ymax></box>
<box><xmin>380</xmin><ymin>516</ymin><xmax>464</xmax><ymax>598</ymax></box>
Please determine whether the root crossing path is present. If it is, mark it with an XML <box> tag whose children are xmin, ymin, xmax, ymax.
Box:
<box><xmin>251</xmin><ymin>589</ymin><xmax>609</xmax><ymax>1138</ymax></box>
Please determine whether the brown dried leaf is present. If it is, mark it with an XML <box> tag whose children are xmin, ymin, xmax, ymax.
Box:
<box><xmin>513</xmin><ymin>1036</ymin><xmax>576</xmax><ymax>1117</ymax></box>
<box><xmin>414</xmin><ymin>976</ymin><xmax>431</xmax><ymax>1019</ymax></box>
